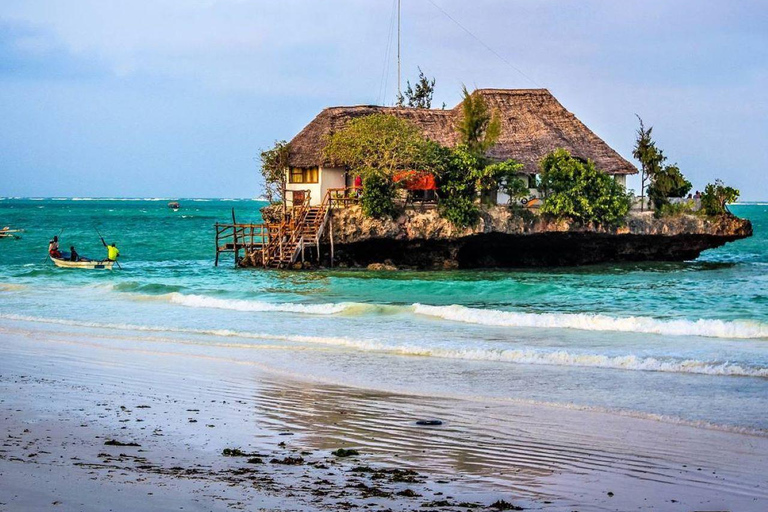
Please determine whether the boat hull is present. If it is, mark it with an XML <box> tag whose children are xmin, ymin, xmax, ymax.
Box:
<box><xmin>51</xmin><ymin>257</ymin><xmax>114</xmax><ymax>270</ymax></box>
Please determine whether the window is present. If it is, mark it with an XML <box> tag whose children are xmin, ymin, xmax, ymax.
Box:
<box><xmin>289</xmin><ymin>167</ymin><xmax>318</xmax><ymax>184</ymax></box>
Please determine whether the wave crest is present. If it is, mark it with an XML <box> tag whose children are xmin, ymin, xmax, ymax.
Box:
<box><xmin>413</xmin><ymin>304</ymin><xmax>768</xmax><ymax>339</ymax></box>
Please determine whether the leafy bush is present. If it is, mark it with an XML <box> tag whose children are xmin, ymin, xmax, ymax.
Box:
<box><xmin>438</xmin><ymin>195</ymin><xmax>479</xmax><ymax>227</ymax></box>
<box><xmin>648</xmin><ymin>163</ymin><xmax>692</xmax><ymax>213</ymax></box>
<box><xmin>323</xmin><ymin>113</ymin><xmax>425</xmax><ymax>173</ymax></box>
<box><xmin>656</xmin><ymin>200</ymin><xmax>694</xmax><ymax>217</ymax></box>
<box><xmin>259</xmin><ymin>140</ymin><xmax>291</xmax><ymax>205</ymax></box>
<box><xmin>361</xmin><ymin>171</ymin><xmax>398</xmax><ymax>219</ymax></box>
<box><xmin>701</xmin><ymin>179</ymin><xmax>740</xmax><ymax>216</ymax></box>
<box><xmin>538</xmin><ymin>149</ymin><xmax>631</xmax><ymax>226</ymax></box>
<box><xmin>324</xmin><ymin>113</ymin><xmax>428</xmax><ymax>219</ymax></box>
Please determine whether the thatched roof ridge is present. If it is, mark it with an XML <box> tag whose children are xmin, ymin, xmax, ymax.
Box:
<box><xmin>287</xmin><ymin>89</ymin><xmax>637</xmax><ymax>175</ymax></box>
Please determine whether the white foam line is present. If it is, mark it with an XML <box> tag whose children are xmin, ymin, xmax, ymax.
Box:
<box><xmin>164</xmin><ymin>293</ymin><xmax>351</xmax><ymax>315</ymax></box>
<box><xmin>413</xmin><ymin>304</ymin><xmax>768</xmax><ymax>339</ymax></box>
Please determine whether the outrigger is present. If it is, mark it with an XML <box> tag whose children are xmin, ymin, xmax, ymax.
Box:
<box><xmin>0</xmin><ymin>227</ymin><xmax>23</xmax><ymax>239</ymax></box>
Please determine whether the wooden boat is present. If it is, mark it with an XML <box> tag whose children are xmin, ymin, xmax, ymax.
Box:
<box><xmin>51</xmin><ymin>256</ymin><xmax>114</xmax><ymax>270</ymax></box>
<box><xmin>0</xmin><ymin>228</ymin><xmax>23</xmax><ymax>239</ymax></box>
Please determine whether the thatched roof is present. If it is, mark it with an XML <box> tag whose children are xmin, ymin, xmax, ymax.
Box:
<box><xmin>287</xmin><ymin>89</ymin><xmax>636</xmax><ymax>175</ymax></box>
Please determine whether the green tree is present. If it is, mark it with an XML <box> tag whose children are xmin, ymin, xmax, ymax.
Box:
<box><xmin>431</xmin><ymin>145</ymin><xmax>525</xmax><ymax>226</ymax></box>
<box><xmin>632</xmin><ymin>116</ymin><xmax>664</xmax><ymax>211</ymax></box>
<box><xmin>324</xmin><ymin>113</ymin><xmax>428</xmax><ymax>218</ymax></box>
<box><xmin>397</xmin><ymin>67</ymin><xmax>436</xmax><ymax>108</ymax></box>
<box><xmin>259</xmin><ymin>140</ymin><xmax>291</xmax><ymax>215</ymax></box>
<box><xmin>647</xmin><ymin>163</ymin><xmax>692</xmax><ymax>213</ymax></box>
<box><xmin>701</xmin><ymin>179</ymin><xmax>740</xmax><ymax>216</ymax></box>
<box><xmin>324</xmin><ymin>113</ymin><xmax>426</xmax><ymax>176</ymax></box>
<box><xmin>456</xmin><ymin>86</ymin><xmax>501</xmax><ymax>153</ymax></box>
<box><xmin>538</xmin><ymin>149</ymin><xmax>631</xmax><ymax>226</ymax></box>
<box><xmin>633</xmin><ymin>116</ymin><xmax>694</xmax><ymax>213</ymax></box>
<box><xmin>435</xmin><ymin>145</ymin><xmax>482</xmax><ymax>227</ymax></box>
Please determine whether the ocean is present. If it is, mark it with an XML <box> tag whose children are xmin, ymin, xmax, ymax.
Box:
<box><xmin>1</xmin><ymin>198</ymin><xmax>766</xmax><ymax>433</ymax></box>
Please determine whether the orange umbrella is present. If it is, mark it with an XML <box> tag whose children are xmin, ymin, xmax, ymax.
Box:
<box><xmin>393</xmin><ymin>170</ymin><xmax>437</xmax><ymax>190</ymax></box>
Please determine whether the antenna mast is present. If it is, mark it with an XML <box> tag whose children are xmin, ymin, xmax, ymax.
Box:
<box><xmin>397</xmin><ymin>0</ymin><xmax>401</xmax><ymax>101</ymax></box>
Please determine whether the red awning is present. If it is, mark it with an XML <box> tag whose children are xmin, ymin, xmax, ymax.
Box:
<box><xmin>393</xmin><ymin>170</ymin><xmax>437</xmax><ymax>191</ymax></box>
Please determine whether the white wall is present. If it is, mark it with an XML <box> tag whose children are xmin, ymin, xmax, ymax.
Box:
<box><xmin>320</xmin><ymin>167</ymin><xmax>346</xmax><ymax>202</ymax></box>
<box><xmin>285</xmin><ymin>167</ymin><xmax>347</xmax><ymax>206</ymax></box>
<box><xmin>285</xmin><ymin>179</ymin><xmax>321</xmax><ymax>206</ymax></box>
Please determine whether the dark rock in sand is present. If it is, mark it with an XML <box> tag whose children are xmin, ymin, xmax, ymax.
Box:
<box><xmin>103</xmin><ymin>439</ymin><xmax>140</xmax><ymax>447</ymax></box>
<box><xmin>332</xmin><ymin>448</ymin><xmax>360</xmax><ymax>457</ymax></box>
<box><xmin>415</xmin><ymin>419</ymin><xmax>443</xmax><ymax>426</ymax></box>
<box><xmin>489</xmin><ymin>499</ymin><xmax>524</xmax><ymax>510</ymax></box>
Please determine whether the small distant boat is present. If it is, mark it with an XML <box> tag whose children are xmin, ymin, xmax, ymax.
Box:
<box><xmin>50</xmin><ymin>256</ymin><xmax>114</xmax><ymax>270</ymax></box>
<box><xmin>0</xmin><ymin>227</ymin><xmax>23</xmax><ymax>239</ymax></box>
<box><xmin>168</xmin><ymin>201</ymin><xmax>180</xmax><ymax>211</ymax></box>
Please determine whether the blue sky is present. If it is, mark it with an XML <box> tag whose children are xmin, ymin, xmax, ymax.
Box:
<box><xmin>1</xmin><ymin>0</ymin><xmax>766</xmax><ymax>199</ymax></box>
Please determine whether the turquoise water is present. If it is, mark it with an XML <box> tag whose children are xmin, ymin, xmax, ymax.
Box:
<box><xmin>1</xmin><ymin>199</ymin><xmax>767</xmax><ymax>431</ymax></box>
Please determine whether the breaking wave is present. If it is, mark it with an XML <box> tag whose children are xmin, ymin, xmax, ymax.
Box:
<box><xmin>413</xmin><ymin>304</ymin><xmax>768</xmax><ymax>339</ymax></box>
<box><xmin>162</xmin><ymin>294</ymin><xmax>768</xmax><ymax>339</ymax></box>
<box><xmin>164</xmin><ymin>293</ymin><xmax>354</xmax><ymax>315</ymax></box>
<box><xmin>1</xmin><ymin>313</ymin><xmax>766</xmax><ymax>378</ymax></box>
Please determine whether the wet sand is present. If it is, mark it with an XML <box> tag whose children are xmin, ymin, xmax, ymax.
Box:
<box><xmin>1</xmin><ymin>325</ymin><xmax>767</xmax><ymax>511</ymax></box>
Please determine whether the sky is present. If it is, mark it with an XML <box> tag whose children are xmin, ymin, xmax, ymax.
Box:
<box><xmin>1</xmin><ymin>0</ymin><xmax>766</xmax><ymax>199</ymax></box>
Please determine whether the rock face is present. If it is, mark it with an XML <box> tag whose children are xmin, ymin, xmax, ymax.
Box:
<box><xmin>318</xmin><ymin>206</ymin><xmax>752</xmax><ymax>269</ymax></box>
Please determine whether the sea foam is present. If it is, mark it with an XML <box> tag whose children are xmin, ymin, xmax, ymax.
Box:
<box><xmin>413</xmin><ymin>304</ymin><xmax>768</xmax><ymax>339</ymax></box>
<box><xmin>1</xmin><ymin>313</ymin><xmax>766</xmax><ymax>378</ymax></box>
<box><xmin>165</xmin><ymin>292</ymin><xmax>351</xmax><ymax>315</ymax></box>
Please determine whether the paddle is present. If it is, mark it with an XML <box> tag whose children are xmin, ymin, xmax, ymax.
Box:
<box><xmin>94</xmin><ymin>226</ymin><xmax>122</xmax><ymax>270</ymax></box>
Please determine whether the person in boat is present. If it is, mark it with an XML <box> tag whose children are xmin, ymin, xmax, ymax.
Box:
<box><xmin>69</xmin><ymin>246</ymin><xmax>79</xmax><ymax>262</ymax></box>
<box><xmin>106</xmin><ymin>242</ymin><xmax>120</xmax><ymax>262</ymax></box>
<box><xmin>48</xmin><ymin>236</ymin><xmax>62</xmax><ymax>258</ymax></box>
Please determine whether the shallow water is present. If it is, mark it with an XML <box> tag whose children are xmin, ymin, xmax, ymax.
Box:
<box><xmin>1</xmin><ymin>198</ymin><xmax>766</xmax><ymax>431</ymax></box>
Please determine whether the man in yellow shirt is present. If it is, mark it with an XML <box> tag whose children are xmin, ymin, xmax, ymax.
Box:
<box><xmin>107</xmin><ymin>242</ymin><xmax>120</xmax><ymax>262</ymax></box>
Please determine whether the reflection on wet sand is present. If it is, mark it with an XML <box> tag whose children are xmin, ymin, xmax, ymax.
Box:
<box><xmin>250</xmin><ymin>377</ymin><xmax>768</xmax><ymax>506</ymax></box>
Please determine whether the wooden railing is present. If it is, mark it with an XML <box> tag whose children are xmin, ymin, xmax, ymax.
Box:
<box><xmin>214</xmin><ymin>222</ymin><xmax>276</xmax><ymax>267</ymax></box>
<box><xmin>326</xmin><ymin>187</ymin><xmax>362</xmax><ymax>208</ymax></box>
<box><xmin>262</xmin><ymin>190</ymin><xmax>313</xmax><ymax>266</ymax></box>
<box><xmin>215</xmin><ymin>187</ymin><xmax>360</xmax><ymax>268</ymax></box>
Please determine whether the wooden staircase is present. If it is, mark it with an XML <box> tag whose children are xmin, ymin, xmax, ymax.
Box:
<box><xmin>215</xmin><ymin>187</ymin><xmax>358</xmax><ymax>269</ymax></box>
<box><xmin>262</xmin><ymin>191</ymin><xmax>332</xmax><ymax>268</ymax></box>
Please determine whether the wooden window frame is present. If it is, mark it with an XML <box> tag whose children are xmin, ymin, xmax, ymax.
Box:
<box><xmin>289</xmin><ymin>167</ymin><xmax>319</xmax><ymax>184</ymax></box>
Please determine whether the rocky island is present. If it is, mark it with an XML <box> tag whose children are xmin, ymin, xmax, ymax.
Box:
<box><xmin>240</xmin><ymin>206</ymin><xmax>751</xmax><ymax>269</ymax></box>
<box><xmin>221</xmin><ymin>87</ymin><xmax>751</xmax><ymax>270</ymax></box>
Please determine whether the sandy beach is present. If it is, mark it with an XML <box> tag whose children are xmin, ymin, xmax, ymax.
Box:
<box><xmin>2</xmin><ymin>321</ymin><xmax>766</xmax><ymax>511</ymax></box>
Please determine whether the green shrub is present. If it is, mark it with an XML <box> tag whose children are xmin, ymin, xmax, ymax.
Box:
<box><xmin>701</xmin><ymin>179</ymin><xmax>740</xmax><ymax>216</ymax></box>
<box><xmin>438</xmin><ymin>195</ymin><xmax>479</xmax><ymax>227</ymax></box>
<box><xmin>361</xmin><ymin>172</ymin><xmax>398</xmax><ymax>219</ymax></box>
<box><xmin>648</xmin><ymin>163</ymin><xmax>692</xmax><ymax>212</ymax></box>
<box><xmin>656</xmin><ymin>200</ymin><xmax>694</xmax><ymax>217</ymax></box>
<box><xmin>323</xmin><ymin>113</ymin><xmax>428</xmax><ymax>219</ymax></box>
<box><xmin>538</xmin><ymin>149</ymin><xmax>631</xmax><ymax>226</ymax></box>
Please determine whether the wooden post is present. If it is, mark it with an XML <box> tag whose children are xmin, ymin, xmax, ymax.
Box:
<box><xmin>231</xmin><ymin>208</ymin><xmax>239</xmax><ymax>268</ymax></box>
<box><xmin>214</xmin><ymin>223</ymin><xmax>220</xmax><ymax>267</ymax></box>
<box><xmin>329</xmin><ymin>216</ymin><xmax>334</xmax><ymax>268</ymax></box>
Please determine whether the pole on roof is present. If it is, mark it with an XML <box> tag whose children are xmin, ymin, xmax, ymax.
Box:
<box><xmin>397</xmin><ymin>0</ymin><xmax>401</xmax><ymax>101</ymax></box>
